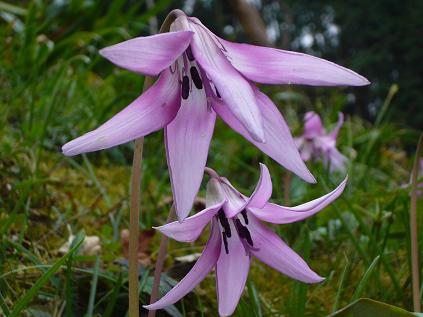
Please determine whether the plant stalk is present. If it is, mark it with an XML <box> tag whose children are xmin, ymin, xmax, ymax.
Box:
<box><xmin>128</xmin><ymin>140</ymin><xmax>144</xmax><ymax>317</ymax></box>
<box><xmin>410</xmin><ymin>132</ymin><xmax>422</xmax><ymax>312</ymax></box>
<box><xmin>148</xmin><ymin>205</ymin><xmax>176</xmax><ymax>317</ymax></box>
<box><xmin>128</xmin><ymin>77</ymin><xmax>153</xmax><ymax>317</ymax></box>
<box><xmin>283</xmin><ymin>171</ymin><xmax>291</xmax><ymax>204</ymax></box>
<box><xmin>129</xmin><ymin>9</ymin><xmax>186</xmax><ymax>317</ymax></box>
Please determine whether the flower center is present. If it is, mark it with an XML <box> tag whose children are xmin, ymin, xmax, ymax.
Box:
<box><xmin>179</xmin><ymin>46</ymin><xmax>204</xmax><ymax>100</ymax></box>
<box><xmin>217</xmin><ymin>209</ymin><xmax>254</xmax><ymax>254</ymax></box>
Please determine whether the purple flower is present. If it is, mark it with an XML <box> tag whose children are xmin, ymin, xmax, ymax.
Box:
<box><xmin>62</xmin><ymin>13</ymin><xmax>367</xmax><ymax>220</ymax></box>
<box><xmin>144</xmin><ymin>164</ymin><xmax>347</xmax><ymax>316</ymax></box>
<box><xmin>296</xmin><ymin>111</ymin><xmax>347</xmax><ymax>173</ymax></box>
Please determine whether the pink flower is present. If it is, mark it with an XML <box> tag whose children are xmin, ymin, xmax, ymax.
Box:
<box><xmin>144</xmin><ymin>164</ymin><xmax>347</xmax><ymax>316</ymax></box>
<box><xmin>62</xmin><ymin>12</ymin><xmax>367</xmax><ymax>220</ymax></box>
<box><xmin>296</xmin><ymin>112</ymin><xmax>347</xmax><ymax>173</ymax></box>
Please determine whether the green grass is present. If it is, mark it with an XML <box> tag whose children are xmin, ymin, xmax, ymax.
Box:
<box><xmin>0</xmin><ymin>1</ymin><xmax>422</xmax><ymax>316</ymax></box>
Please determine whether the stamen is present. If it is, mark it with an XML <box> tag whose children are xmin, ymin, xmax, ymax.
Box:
<box><xmin>235</xmin><ymin>219</ymin><xmax>254</xmax><ymax>247</ymax></box>
<box><xmin>182</xmin><ymin>75</ymin><xmax>190</xmax><ymax>99</ymax></box>
<box><xmin>222</xmin><ymin>232</ymin><xmax>229</xmax><ymax>254</ymax></box>
<box><xmin>186</xmin><ymin>46</ymin><xmax>195</xmax><ymax>61</ymax></box>
<box><xmin>235</xmin><ymin>219</ymin><xmax>245</xmax><ymax>238</ymax></box>
<box><xmin>218</xmin><ymin>210</ymin><xmax>231</xmax><ymax>237</ymax></box>
<box><xmin>190</xmin><ymin>66</ymin><xmax>203</xmax><ymax>89</ymax></box>
<box><xmin>241</xmin><ymin>210</ymin><xmax>249</xmax><ymax>225</ymax></box>
<box><xmin>243</xmin><ymin>228</ymin><xmax>253</xmax><ymax>246</ymax></box>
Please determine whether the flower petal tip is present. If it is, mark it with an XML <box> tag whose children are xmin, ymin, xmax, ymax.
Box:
<box><xmin>304</xmin><ymin>273</ymin><xmax>325</xmax><ymax>284</ymax></box>
<box><xmin>356</xmin><ymin>76</ymin><xmax>371</xmax><ymax>86</ymax></box>
<box><xmin>98</xmin><ymin>47</ymin><xmax>108</xmax><ymax>58</ymax></box>
<box><xmin>301</xmin><ymin>169</ymin><xmax>317</xmax><ymax>184</ymax></box>
<box><xmin>98</xmin><ymin>47</ymin><xmax>116</xmax><ymax>61</ymax></box>
<box><xmin>61</xmin><ymin>144</ymin><xmax>77</xmax><ymax>157</ymax></box>
<box><xmin>306</xmin><ymin>172</ymin><xmax>317</xmax><ymax>184</ymax></box>
<box><xmin>314</xmin><ymin>276</ymin><xmax>326</xmax><ymax>283</ymax></box>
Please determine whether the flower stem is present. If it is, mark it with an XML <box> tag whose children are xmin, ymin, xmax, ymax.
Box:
<box><xmin>410</xmin><ymin>132</ymin><xmax>422</xmax><ymax>313</ymax></box>
<box><xmin>129</xmin><ymin>10</ymin><xmax>185</xmax><ymax>316</ymax></box>
<box><xmin>128</xmin><ymin>78</ymin><xmax>153</xmax><ymax>317</ymax></box>
<box><xmin>148</xmin><ymin>205</ymin><xmax>176</xmax><ymax>317</ymax></box>
<box><xmin>128</xmin><ymin>137</ymin><xmax>143</xmax><ymax>317</ymax></box>
<box><xmin>283</xmin><ymin>171</ymin><xmax>291</xmax><ymax>204</ymax></box>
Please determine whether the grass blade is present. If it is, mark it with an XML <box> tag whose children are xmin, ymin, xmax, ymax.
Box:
<box><xmin>9</xmin><ymin>235</ymin><xmax>84</xmax><ymax>317</ymax></box>
<box><xmin>103</xmin><ymin>273</ymin><xmax>123</xmax><ymax>317</ymax></box>
<box><xmin>85</xmin><ymin>255</ymin><xmax>101</xmax><ymax>317</ymax></box>
<box><xmin>410</xmin><ymin>132</ymin><xmax>422</xmax><ymax>312</ymax></box>
<box><xmin>352</xmin><ymin>255</ymin><xmax>380</xmax><ymax>301</ymax></box>
<box><xmin>332</xmin><ymin>255</ymin><xmax>350</xmax><ymax>312</ymax></box>
<box><xmin>0</xmin><ymin>290</ymin><xmax>10</xmax><ymax>316</ymax></box>
<box><xmin>247</xmin><ymin>279</ymin><xmax>263</xmax><ymax>317</ymax></box>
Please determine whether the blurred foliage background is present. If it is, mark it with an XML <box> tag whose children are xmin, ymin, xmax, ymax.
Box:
<box><xmin>0</xmin><ymin>0</ymin><xmax>422</xmax><ymax>316</ymax></box>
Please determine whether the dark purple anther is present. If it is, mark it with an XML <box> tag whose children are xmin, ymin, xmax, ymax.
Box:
<box><xmin>182</xmin><ymin>75</ymin><xmax>190</xmax><ymax>99</ymax></box>
<box><xmin>190</xmin><ymin>66</ymin><xmax>203</xmax><ymax>89</ymax></box>
<box><xmin>241</xmin><ymin>210</ymin><xmax>249</xmax><ymax>225</ymax></box>
<box><xmin>222</xmin><ymin>232</ymin><xmax>229</xmax><ymax>254</ymax></box>
<box><xmin>186</xmin><ymin>46</ymin><xmax>195</xmax><ymax>61</ymax></box>
<box><xmin>218</xmin><ymin>210</ymin><xmax>231</xmax><ymax>237</ymax></box>
<box><xmin>235</xmin><ymin>219</ymin><xmax>254</xmax><ymax>247</ymax></box>
<box><xmin>243</xmin><ymin>227</ymin><xmax>253</xmax><ymax>246</ymax></box>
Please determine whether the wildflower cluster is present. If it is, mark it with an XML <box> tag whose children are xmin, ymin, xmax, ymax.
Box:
<box><xmin>62</xmin><ymin>10</ymin><xmax>368</xmax><ymax>316</ymax></box>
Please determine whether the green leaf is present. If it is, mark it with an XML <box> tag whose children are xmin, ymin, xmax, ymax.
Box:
<box><xmin>9</xmin><ymin>235</ymin><xmax>84</xmax><ymax>317</ymax></box>
<box><xmin>351</xmin><ymin>255</ymin><xmax>380</xmax><ymax>301</ymax></box>
<box><xmin>0</xmin><ymin>1</ymin><xmax>27</xmax><ymax>16</ymax></box>
<box><xmin>328</xmin><ymin>298</ymin><xmax>416</xmax><ymax>317</ymax></box>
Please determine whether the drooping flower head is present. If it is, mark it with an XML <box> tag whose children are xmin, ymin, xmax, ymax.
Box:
<box><xmin>62</xmin><ymin>10</ymin><xmax>367</xmax><ymax>220</ymax></box>
<box><xmin>296</xmin><ymin>111</ymin><xmax>348</xmax><ymax>173</ymax></box>
<box><xmin>144</xmin><ymin>164</ymin><xmax>347</xmax><ymax>316</ymax></box>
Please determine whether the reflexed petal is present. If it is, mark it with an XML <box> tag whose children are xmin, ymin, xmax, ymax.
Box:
<box><xmin>186</xmin><ymin>18</ymin><xmax>265</xmax><ymax>142</ymax></box>
<box><xmin>218</xmin><ymin>178</ymin><xmax>248</xmax><ymax>218</ymax></box>
<box><xmin>216</xmin><ymin>222</ymin><xmax>250</xmax><ymax>316</ymax></box>
<box><xmin>249</xmin><ymin>215</ymin><xmax>323</xmax><ymax>283</ymax></box>
<box><xmin>215</xmin><ymin>163</ymin><xmax>272</xmax><ymax>218</ymax></box>
<box><xmin>246</xmin><ymin>163</ymin><xmax>272</xmax><ymax>209</ymax></box>
<box><xmin>213</xmin><ymin>88</ymin><xmax>316</xmax><ymax>183</ymax></box>
<box><xmin>62</xmin><ymin>70</ymin><xmax>180</xmax><ymax>156</ymax></box>
<box><xmin>99</xmin><ymin>31</ymin><xmax>193</xmax><ymax>76</ymax></box>
<box><xmin>220</xmin><ymin>39</ymin><xmax>370</xmax><ymax>86</ymax></box>
<box><xmin>249</xmin><ymin>177</ymin><xmax>347</xmax><ymax>224</ymax></box>
<box><xmin>154</xmin><ymin>201</ymin><xmax>224</xmax><ymax>242</ymax></box>
<box><xmin>145</xmin><ymin>221</ymin><xmax>221</xmax><ymax>310</ymax></box>
<box><xmin>326</xmin><ymin>149</ymin><xmax>348</xmax><ymax>173</ymax></box>
<box><xmin>304</xmin><ymin>112</ymin><xmax>324</xmax><ymax>138</ymax></box>
<box><xmin>328</xmin><ymin>112</ymin><xmax>344</xmax><ymax>139</ymax></box>
<box><xmin>165</xmin><ymin>83</ymin><xmax>216</xmax><ymax>220</ymax></box>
